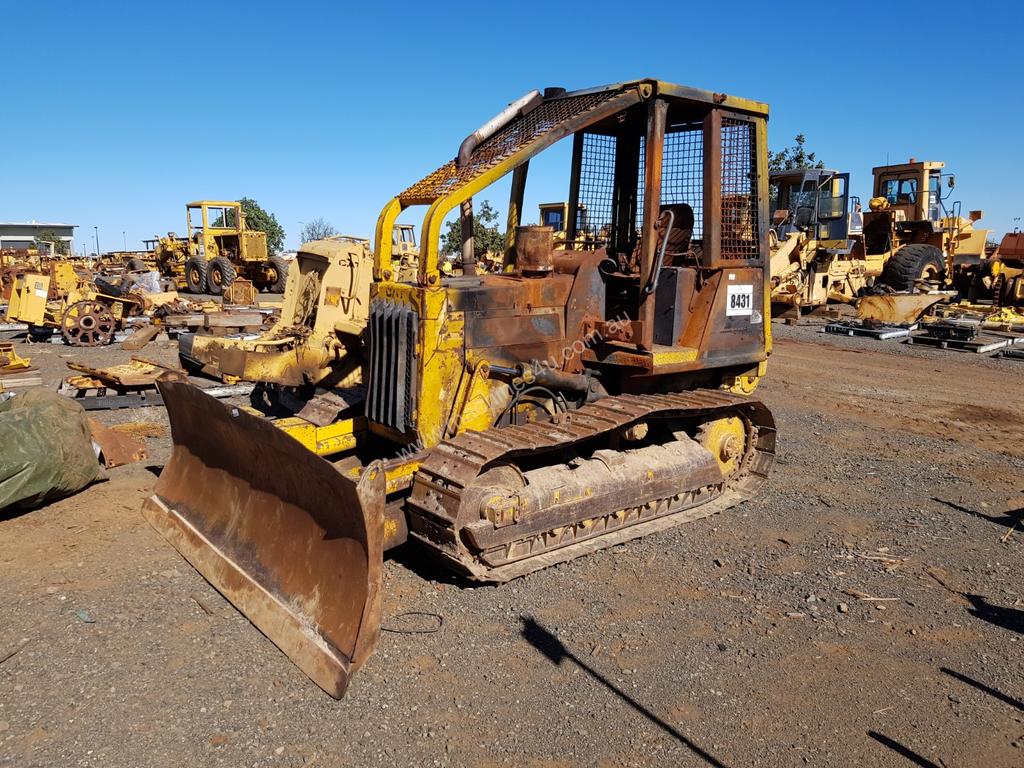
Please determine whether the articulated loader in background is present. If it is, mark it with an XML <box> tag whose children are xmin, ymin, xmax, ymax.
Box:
<box><xmin>865</xmin><ymin>159</ymin><xmax>989</xmax><ymax>291</ymax></box>
<box><xmin>144</xmin><ymin>79</ymin><xmax>777</xmax><ymax>698</ymax></box>
<box><xmin>538</xmin><ymin>202</ymin><xmax>595</xmax><ymax>249</ymax></box>
<box><xmin>768</xmin><ymin>167</ymin><xmax>881</xmax><ymax>312</ymax></box>
<box><xmin>154</xmin><ymin>201</ymin><xmax>289</xmax><ymax>295</ymax></box>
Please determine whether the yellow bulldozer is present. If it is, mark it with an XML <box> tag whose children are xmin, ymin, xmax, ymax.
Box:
<box><xmin>144</xmin><ymin>78</ymin><xmax>777</xmax><ymax>698</ymax></box>
<box><xmin>864</xmin><ymin>159</ymin><xmax>989</xmax><ymax>291</ymax></box>
<box><xmin>153</xmin><ymin>201</ymin><xmax>289</xmax><ymax>295</ymax></box>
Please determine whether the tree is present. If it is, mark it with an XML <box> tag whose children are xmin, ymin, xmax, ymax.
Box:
<box><xmin>769</xmin><ymin>134</ymin><xmax>825</xmax><ymax>174</ymax></box>
<box><xmin>239</xmin><ymin>198</ymin><xmax>285</xmax><ymax>255</ymax></box>
<box><xmin>440</xmin><ymin>199</ymin><xmax>505</xmax><ymax>259</ymax></box>
<box><xmin>300</xmin><ymin>217</ymin><xmax>337</xmax><ymax>243</ymax></box>
<box><xmin>33</xmin><ymin>230</ymin><xmax>69</xmax><ymax>255</ymax></box>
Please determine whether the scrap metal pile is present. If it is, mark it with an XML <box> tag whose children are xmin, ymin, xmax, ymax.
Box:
<box><xmin>2</xmin><ymin>258</ymin><xmax>277</xmax><ymax>348</ymax></box>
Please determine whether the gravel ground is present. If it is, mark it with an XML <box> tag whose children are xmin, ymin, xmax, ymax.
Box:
<box><xmin>1</xmin><ymin>322</ymin><xmax>1021</xmax><ymax>767</ymax></box>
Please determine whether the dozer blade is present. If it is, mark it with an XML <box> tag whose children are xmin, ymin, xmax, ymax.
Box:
<box><xmin>142</xmin><ymin>380</ymin><xmax>385</xmax><ymax>698</ymax></box>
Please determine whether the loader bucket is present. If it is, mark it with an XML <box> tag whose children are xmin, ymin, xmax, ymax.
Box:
<box><xmin>142</xmin><ymin>380</ymin><xmax>385</xmax><ymax>698</ymax></box>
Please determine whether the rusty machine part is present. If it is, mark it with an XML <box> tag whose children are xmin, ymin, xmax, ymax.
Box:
<box><xmin>144</xmin><ymin>381</ymin><xmax>384</xmax><ymax>698</ymax></box>
<box><xmin>146</xmin><ymin>78</ymin><xmax>778</xmax><ymax>698</ymax></box>
<box><xmin>177</xmin><ymin>237</ymin><xmax>372</xmax><ymax>387</ymax></box>
<box><xmin>989</xmin><ymin>231</ymin><xmax>1024</xmax><ymax>307</ymax></box>
<box><xmin>0</xmin><ymin>342</ymin><xmax>33</xmax><ymax>373</ymax></box>
<box><xmin>87</xmin><ymin>419</ymin><xmax>148</xmax><ymax>468</ymax></box>
<box><xmin>61</xmin><ymin>300</ymin><xmax>117</xmax><ymax>346</ymax></box>
<box><xmin>856</xmin><ymin>291</ymin><xmax>954</xmax><ymax>325</ymax></box>
<box><xmin>515</xmin><ymin>226</ymin><xmax>556</xmax><ymax>274</ymax></box>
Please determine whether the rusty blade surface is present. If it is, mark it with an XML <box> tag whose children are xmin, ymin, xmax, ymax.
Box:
<box><xmin>857</xmin><ymin>293</ymin><xmax>947</xmax><ymax>325</ymax></box>
<box><xmin>142</xmin><ymin>380</ymin><xmax>384</xmax><ymax>698</ymax></box>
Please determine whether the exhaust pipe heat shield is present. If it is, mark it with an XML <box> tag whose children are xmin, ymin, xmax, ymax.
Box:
<box><xmin>142</xmin><ymin>380</ymin><xmax>384</xmax><ymax>698</ymax></box>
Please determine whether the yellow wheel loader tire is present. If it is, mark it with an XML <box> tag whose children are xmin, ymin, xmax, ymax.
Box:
<box><xmin>268</xmin><ymin>255</ymin><xmax>290</xmax><ymax>293</ymax></box>
<box><xmin>878</xmin><ymin>244</ymin><xmax>944</xmax><ymax>292</ymax></box>
<box><xmin>206</xmin><ymin>257</ymin><xmax>236</xmax><ymax>296</ymax></box>
<box><xmin>185</xmin><ymin>258</ymin><xmax>208</xmax><ymax>294</ymax></box>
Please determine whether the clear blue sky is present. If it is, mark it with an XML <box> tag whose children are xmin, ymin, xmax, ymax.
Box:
<box><xmin>3</xmin><ymin>0</ymin><xmax>1020</xmax><ymax>253</ymax></box>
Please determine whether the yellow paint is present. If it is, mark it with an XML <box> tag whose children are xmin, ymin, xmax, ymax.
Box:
<box><xmin>275</xmin><ymin>416</ymin><xmax>364</xmax><ymax>457</ymax></box>
<box><xmin>650</xmin><ymin>346</ymin><xmax>699</xmax><ymax>366</ymax></box>
<box><xmin>697</xmin><ymin>416</ymin><xmax>745</xmax><ymax>477</ymax></box>
<box><xmin>5</xmin><ymin>273</ymin><xmax>49</xmax><ymax>325</ymax></box>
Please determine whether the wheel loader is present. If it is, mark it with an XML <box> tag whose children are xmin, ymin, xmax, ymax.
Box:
<box><xmin>865</xmin><ymin>159</ymin><xmax>989</xmax><ymax>291</ymax></box>
<box><xmin>153</xmin><ymin>201</ymin><xmax>290</xmax><ymax>295</ymax></box>
<box><xmin>768</xmin><ymin>168</ymin><xmax>886</xmax><ymax>312</ymax></box>
<box><xmin>143</xmin><ymin>79</ymin><xmax>777</xmax><ymax>698</ymax></box>
<box><xmin>538</xmin><ymin>202</ymin><xmax>595</xmax><ymax>250</ymax></box>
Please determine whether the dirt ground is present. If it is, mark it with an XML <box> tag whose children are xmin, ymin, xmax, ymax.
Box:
<box><xmin>1</xmin><ymin>322</ymin><xmax>1022</xmax><ymax>767</ymax></box>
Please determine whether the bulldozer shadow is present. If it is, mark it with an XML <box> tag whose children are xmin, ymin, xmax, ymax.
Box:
<box><xmin>962</xmin><ymin>593</ymin><xmax>1024</xmax><ymax>637</ymax></box>
<box><xmin>933</xmin><ymin>496</ymin><xmax>1022</xmax><ymax>531</ymax></box>
<box><xmin>519</xmin><ymin>615</ymin><xmax>730</xmax><ymax>768</ymax></box>
<box><xmin>388</xmin><ymin>543</ymin><xmax>473</xmax><ymax>588</ymax></box>
<box><xmin>941</xmin><ymin>667</ymin><xmax>1024</xmax><ymax>712</ymax></box>
<box><xmin>867</xmin><ymin>730</ymin><xmax>942</xmax><ymax>768</ymax></box>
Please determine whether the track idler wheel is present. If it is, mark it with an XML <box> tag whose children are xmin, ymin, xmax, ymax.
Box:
<box><xmin>696</xmin><ymin>416</ymin><xmax>746</xmax><ymax>477</ymax></box>
<box><xmin>61</xmin><ymin>300</ymin><xmax>116</xmax><ymax>346</ymax></box>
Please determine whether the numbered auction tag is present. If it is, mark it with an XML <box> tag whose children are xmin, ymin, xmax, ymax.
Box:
<box><xmin>726</xmin><ymin>284</ymin><xmax>754</xmax><ymax>316</ymax></box>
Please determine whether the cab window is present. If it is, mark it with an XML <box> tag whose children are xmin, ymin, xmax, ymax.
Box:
<box><xmin>817</xmin><ymin>176</ymin><xmax>846</xmax><ymax>219</ymax></box>
<box><xmin>206</xmin><ymin>207</ymin><xmax>236</xmax><ymax>228</ymax></box>
<box><xmin>883</xmin><ymin>177</ymin><xmax>917</xmax><ymax>204</ymax></box>
<box><xmin>926</xmin><ymin>173</ymin><xmax>941</xmax><ymax>219</ymax></box>
<box><xmin>783</xmin><ymin>183</ymin><xmax>815</xmax><ymax>212</ymax></box>
<box><xmin>542</xmin><ymin>208</ymin><xmax>565</xmax><ymax>232</ymax></box>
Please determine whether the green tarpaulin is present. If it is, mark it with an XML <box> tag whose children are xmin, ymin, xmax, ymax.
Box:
<box><xmin>0</xmin><ymin>389</ymin><xmax>103</xmax><ymax>512</ymax></box>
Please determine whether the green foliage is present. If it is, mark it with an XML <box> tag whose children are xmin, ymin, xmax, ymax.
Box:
<box><xmin>440</xmin><ymin>199</ymin><xmax>505</xmax><ymax>259</ymax></box>
<box><xmin>33</xmin><ymin>230</ymin><xmax>69</xmax><ymax>255</ymax></box>
<box><xmin>239</xmin><ymin>198</ymin><xmax>285</xmax><ymax>254</ymax></box>
<box><xmin>300</xmin><ymin>217</ymin><xmax>337</xmax><ymax>243</ymax></box>
<box><xmin>769</xmin><ymin>134</ymin><xmax>825</xmax><ymax>173</ymax></box>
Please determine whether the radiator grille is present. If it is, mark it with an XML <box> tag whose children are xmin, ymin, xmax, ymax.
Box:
<box><xmin>367</xmin><ymin>299</ymin><xmax>419</xmax><ymax>434</ymax></box>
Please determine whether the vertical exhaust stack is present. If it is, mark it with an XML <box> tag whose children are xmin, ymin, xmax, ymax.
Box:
<box><xmin>142</xmin><ymin>381</ymin><xmax>386</xmax><ymax>698</ymax></box>
<box><xmin>456</xmin><ymin>90</ymin><xmax>544</xmax><ymax>274</ymax></box>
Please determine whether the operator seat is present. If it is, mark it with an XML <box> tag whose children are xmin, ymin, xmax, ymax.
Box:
<box><xmin>654</xmin><ymin>203</ymin><xmax>695</xmax><ymax>266</ymax></box>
